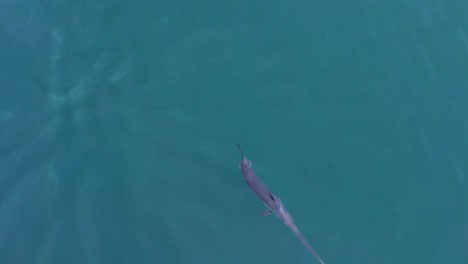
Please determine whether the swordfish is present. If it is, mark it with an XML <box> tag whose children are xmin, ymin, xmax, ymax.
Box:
<box><xmin>236</xmin><ymin>142</ymin><xmax>324</xmax><ymax>264</ymax></box>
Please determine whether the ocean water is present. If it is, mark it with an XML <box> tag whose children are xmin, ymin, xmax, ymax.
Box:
<box><xmin>0</xmin><ymin>0</ymin><xmax>467</xmax><ymax>263</ymax></box>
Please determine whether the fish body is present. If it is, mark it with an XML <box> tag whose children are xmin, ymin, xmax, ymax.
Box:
<box><xmin>236</xmin><ymin>142</ymin><xmax>324</xmax><ymax>264</ymax></box>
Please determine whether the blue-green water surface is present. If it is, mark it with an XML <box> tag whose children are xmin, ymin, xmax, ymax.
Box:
<box><xmin>1</xmin><ymin>1</ymin><xmax>467</xmax><ymax>263</ymax></box>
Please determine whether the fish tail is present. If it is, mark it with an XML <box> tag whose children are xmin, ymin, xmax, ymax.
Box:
<box><xmin>292</xmin><ymin>226</ymin><xmax>324</xmax><ymax>264</ymax></box>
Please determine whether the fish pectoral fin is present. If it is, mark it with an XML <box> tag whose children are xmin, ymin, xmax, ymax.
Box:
<box><xmin>260</xmin><ymin>209</ymin><xmax>272</xmax><ymax>216</ymax></box>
